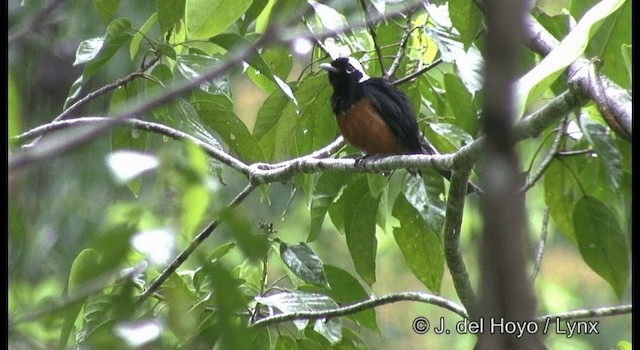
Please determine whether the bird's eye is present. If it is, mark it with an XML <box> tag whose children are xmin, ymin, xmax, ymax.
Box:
<box><xmin>345</xmin><ymin>66</ymin><xmax>355</xmax><ymax>74</ymax></box>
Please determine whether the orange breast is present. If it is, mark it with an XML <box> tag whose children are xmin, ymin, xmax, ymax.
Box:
<box><xmin>337</xmin><ymin>99</ymin><xmax>404</xmax><ymax>155</ymax></box>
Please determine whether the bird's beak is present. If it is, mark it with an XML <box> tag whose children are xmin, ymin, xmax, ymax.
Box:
<box><xmin>319</xmin><ymin>63</ymin><xmax>339</xmax><ymax>73</ymax></box>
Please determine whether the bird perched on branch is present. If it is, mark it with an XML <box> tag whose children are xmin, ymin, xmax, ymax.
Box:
<box><xmin>319</xmin><ymin>57</ymin><xmax>478</xmax><ymax>193</ymax></box>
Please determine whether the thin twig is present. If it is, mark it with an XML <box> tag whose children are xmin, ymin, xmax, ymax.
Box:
<box><xmin>358</xmin><ymin>0</ymin><xmax>385</xmax><ymax>74</ymax></box>
<box><xmin>519</xmin><ymin>118</ymin><xmax>568</xmax><ymax>193</ymax></box>
<box><xmin>530</xmin><ymin>207</ymin><xmax>549</xmax><ymax>282</ymax></box>
<box><xmin>556</xmin><ymin>149</ymin><xmax>594</xmax><ymax>156</ymax></box>
<box><xmin>22</xmin><ymin>54</ymin><xmax>162</xmax><ymax>149</ymax></box>
<box><xmin>251</xmin><ymin>291</ymin><xmax>469</xmax><ymax>327</ymax></box>
<box><xmin>393</xmin><ymin>58</ymin><xmax>443</xmax><ymax>85</ymax></box>
<box><xmin>57</xmin><ymin>54</ymin><xmax>162</xmax><ymax>123</ymax></box>
<box><xmin>385</xmin><ymin>20</ymin><xmax>418</xmax><ymax>80</ymax></box>
<box><xmin>138</xmin><ymin>184</ymin><xmax>257</xmax><ymax>302</ymax></box>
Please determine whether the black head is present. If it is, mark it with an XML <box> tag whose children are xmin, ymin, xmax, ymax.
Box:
<box><xmin>319</xmin><ymin>57</ymin><xmax>370</xmax><ymax>89</ymax></box>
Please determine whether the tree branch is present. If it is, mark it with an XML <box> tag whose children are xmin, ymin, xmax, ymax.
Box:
<box><xmin>521</xmin><ymin>15</ymin><xmax>631</xmax><ymax>142</ymax></box>
<box><xmin>530</xmin><ymin>207</ymin><xmax>549</xmax><ymax>282</ymax></box>
<box><xmin>138</xmin><ymin>183</ymin><xmax>257</xmax><ymax>302</ymax></box>
<box><xmin>358</xmin><ymin>0</ymin><xmax>385</xmax><ymax>73</ymax></box>
<box><xmin>251</xmin><ymin>291</ymin><xmax>469</xmax><ymax>328</ymax></box>
<box><xmin>443</xmin><ymin>170</ymin><xmax>477</xmax><ymax>318</ymax></box>
<box><xmin>536</xmin><ymin>304</ymin><xmax>632</xmax><ymax>324</ymax></box>
<box><xmin>519</xmin><ymin>118</ymin><xmax>568</xmax><ymax>193</ymax></box>
<box><xmin>393</xmin><ymin>58</ymin><xmax>443</xmax><ymax>86</ymax></box>
<box><xmin>384</xmin><ymin>15</ymin><xmax>419</xmax><ymax>80</ymax></box>
<box><xmin>14</xmin><ymin>117</ymin><xmax>250</xmax><ymax>175</ymax></box>
<box><xmin>15</xmin><ymin>86</ymin><xmax>587</xmax><ymax>187</ymax></box>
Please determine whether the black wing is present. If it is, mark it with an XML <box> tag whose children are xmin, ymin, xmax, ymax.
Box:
<box><xmin>361</xmin><ymin>78</ymin><xmax>423</xmax><ymax>154</ymax></box>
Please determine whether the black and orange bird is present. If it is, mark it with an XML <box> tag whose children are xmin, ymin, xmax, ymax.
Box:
<box><xmin>319</xmin><ymin>57</ymin><xmax>431</xmax><ymax>157</ymax></box>
<box><xmin>320</xmin><ymin>57</ymin><xmax>478</xmax><ymax>193</ymax></box>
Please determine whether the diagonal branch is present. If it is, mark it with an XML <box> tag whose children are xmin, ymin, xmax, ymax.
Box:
<box><xmin>138</xmin><ymin>183</ymin><xmax>257</xmax><ymax>302</ymax></box>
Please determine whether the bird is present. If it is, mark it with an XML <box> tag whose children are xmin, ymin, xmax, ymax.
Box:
<box><xmin>319</xmin><ymin>57</ymin><xmax>478</xmax><ymax>193</ymax></box>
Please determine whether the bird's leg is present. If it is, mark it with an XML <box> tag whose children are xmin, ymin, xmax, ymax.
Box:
<box><xmin>354</xmin><ymin>154</ymin><xmax>383</xmax><ymax>168</ymax></box>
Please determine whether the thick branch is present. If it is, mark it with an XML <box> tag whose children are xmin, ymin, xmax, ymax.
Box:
<box><xmin>477</xmin><ymin>0</ymin><xmax>537</xmax><ymax>348</ymax></box>
<box><xmin>443</xmin><ymin>170</ymin><xmax>477</xmax><ymax>318</ymax></box>
<box><xmin>251</xmin><ymin>292</ymin><xmax>468</xmax><ymax>328</ymax></box>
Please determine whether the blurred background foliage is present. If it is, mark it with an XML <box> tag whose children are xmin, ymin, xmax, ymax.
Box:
<box><xmin>9</xmin><ymin>0</ymin><xmax>630</xmax><ymax>349</ymax></box>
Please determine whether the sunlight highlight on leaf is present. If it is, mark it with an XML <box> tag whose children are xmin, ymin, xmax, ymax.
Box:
<box><xmin>114</xmin><ymin>320</ymin><xmax>163</xmax><ymax>347</ymax></box>
<box><xmin>131</xmin><ymin>228</ymin><xmax>176</xmax><ymax>266</ymax></box>
<box><xmin>106</xmin><ymin>150</ymin><xmax>159</xmax><ymax>184</ymax></box>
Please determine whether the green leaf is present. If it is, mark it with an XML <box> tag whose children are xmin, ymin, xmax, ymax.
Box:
<box><xmin>74</xmin><ymin>37</ymin><xmax>105</xmax><ymax>66</ymax></box>
<box><xmin>185</xmin><ymin>0</ymin><xmax>253</xmax><ymax>39</ymax></box>
<box><xmin>180</xmin><ymin>182</ymin><xmax>209</xmax><ymax>239</ymax></box>
<box><xmin>324</xmin><ymin>265</ymin><xmax>379</xmax><ymax>333</ymax></box>
<box><xmin>256</xmin><ymin>291</ymin><xmax>341</xmax><ymax>344</ymax></box>
<box><xmin>253</xmin><ymin>89</ymin><xmax>290</xmax><ymax>150</ymax></box>
<box><xmin>544</xmin><ymin>159</ymin><xmax>578</xmax><ymax>242</ymax></box>
<box><xmin>129</xmin><ymin>13</ymin><xmax>157</xmax><ymax>60</ymax></box>
<box><xmin>308</xmin><ymin>1</ymin><xmax>347</xmax><ymax>32</ymax></box>
<box><xmin>157</xmin><ymin>0</ymin><xmax>186</xmax><ymax>33</ymax></box>
<box><xmin>193</xmin><ymin>242</ymin><xmax>235</xmax><ymax>292</ymax></box>
<box><xmin>67</xmin><ymin>18</ymin><xmax>133</xmax><ymax>108</ymax></box>
<box><xmin>210</xmin><ymin>33</ymin><xmax>299</xmax><ymax>105</ymax></box>
<box><xmin>392</xmin><ymin>191</ymin><xmax>444</xmax><ymax>293</ymax></box>
<box><xmin>61</xmin><ymin>249</ymin><xmax>101</xmax><ymax>348</ymax></box>
<box><xmin>275</xmin><ymin>335</ymin><xmax>298</xmax><ymax>350</ymax></box>
<box><xmin>93</xmin><ymin>0</ymin><xmax>120</xmax><ymax>23</ymax></box>
<box><xmin>573</xmin><ymin>196</ymin><xmax>629</xmax><ymax>298</ymax></box>
<box><xmin>403</xmin><ymin>174</ymin><xmax>446</xmax><ymax>233</ymax></box>
<box><xmin>444</xmin><ymin>73</ymin><xmax>478</xmax><ymax>137</ymax></box>
<box><xmin>200</xmin><ymin>264</ymin><xmax>253</xmax><ymax>349</ymax></box>
<box><xmin>279</xmin><ymin>242</ymin><xmax>330</xmax><ymax>288</ymax></box>
<box><xmin>448</xmin><ymin>0</ymin><xmax>482</xmax><ymax>51</ymax></box>
<box><xmin>85</xmin><ymin>18</ymin><xmax>133</xmax><ymax>78</ymax></box>
<box><xmin>247</xmin><ymin>46</ymin><xmax>293</xmax><ymax>93</ymax></box>
<box><xmin>255</xmin><ymin>0</ymin><xmax>276</xmax><ymax>33</ymax></box>
<box><xmin>620</xmin><ymin>44</ymin><xmax>632</xmax><ymax>86</ymax></box>
<box><xmin>425</xmin><ymin>122</ymin><xmax>474</xmax><ymax>154</ymax></box>
<box><xmin>616</xmin><ymin>340</ymin><xmax>632</xmax><ymax>350</ymax></box>
<box><xmin>585</xmin><ymin>0</ymin><xmax>631</xmax><ymax>89</ymax></box>
<box><xmin>144</xmin><ymin>63</ymin><xmax>175</xmax><ymax>121</ymax></box>
<box><xmin>191</xmin><ymin>93</ymin><xmax>265</xmax><ymax>162</ymax></box>
<box><xmin>241</xmin><ymin>0</ymin><xmax>270</xmax><ymax>33</ymax></box>
<box><xmin>516</xmin><ymin>0</ymin><xmax>627</xmax><ymax>117</ymax></box>
<box><xmin>220</xmin><ymin>208</ymin><xmax>269</xmax><ymax>260</ymax></box>
<box><xmin>291</xmin><ymin>79</ymin><xmax>337</xmax><ymax>158</ymax></box>
<box><xmin>177</xmin><ymin>54</ymin><xmax>230</xmax><ymax>95</ymax></box>
<box><xmin>308</xmin><ymin>172</ymin><xmax>348</xmax><ymax>242</ymax></box>
<box><xmin>581</xmin><ymin>119</ymin><xmax>622</xmax><ymax>188</ymax></box>
<box><xmin>342</xmin><ymin>176</ymin><xmax>379</xmax><ymax>286</ymax></box>
<box><xmin>8</xmin><ymin>73</ymin><xmax>21</xmax><ymax>141</ymax></box>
